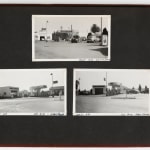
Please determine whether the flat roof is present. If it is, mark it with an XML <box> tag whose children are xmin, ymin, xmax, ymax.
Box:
<box><xmin>92</xmin><ymin>85</ymin><xmax>105</xmax><ymax>88</ymax></box>
<box><xmin>0</xmin><ymin>86</ymin><xmax>19</xmax><ymax>89</ymax></box>
<box><xmin>50</xmin><ymin>86</ymin><xmax>64</xmax><ymax>90</ymax></box>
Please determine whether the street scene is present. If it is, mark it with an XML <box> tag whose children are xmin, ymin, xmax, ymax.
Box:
<box><xmin>74</xmin><ymin>69</ymin><xmax>150</xmax><ymax>115</ymax></box>
<box><xmin>32</xmin><ymin>15</ymin><xmax>111</xmax><ymax>61</ymax></box>
<box><xmin>0</xmin><ymin>69</ymin><xmax>66</xmax><ymax>115</ymax></box>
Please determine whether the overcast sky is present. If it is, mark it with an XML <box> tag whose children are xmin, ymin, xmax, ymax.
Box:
<box><xmin>33</xmin><ymin>15</ymin><xmax>110</xmax><ymax>37</ymax></box>
<box><xmin>75</xmin><ymin>69</ymin><xmax>150</xmax><ymax>90</ymax></box>
<box><xmin>0</xmin><ymin>69</ymin><xmax>66</xmax><ymax>91</ymax></box>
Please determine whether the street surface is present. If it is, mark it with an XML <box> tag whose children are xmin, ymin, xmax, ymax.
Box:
<box><xmin>0</xmin><ymin>96</ymin><xmax>64</xmax><ymax>113</ymax></box>
<box><xmin>76</xmin><ymin>94</ymin><xmax>149</xmax><ymax>114</ymax></box>
<box><xmin>34</xmin><ymin>41</ymin><xmax>108</xmax><ymax>59</ymax></box>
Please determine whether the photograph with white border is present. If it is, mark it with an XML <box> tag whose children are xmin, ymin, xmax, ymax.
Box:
<box><xmin>32</xmin><ymin>15</ymin><xmax>111</xmax><ymax>61</ymax></box>
<box><xmin>73</xmin><ymin>69</ymin><xmax>150</xmax><ymax>116</ymax></box>
<box><xmin>0</xmin><ymin>69</ymin><xmax>67</xmax><ymax>116</ymax></box>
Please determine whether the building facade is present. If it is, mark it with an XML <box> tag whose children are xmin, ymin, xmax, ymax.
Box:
<box><xmin>30</xmin><ymin>85</ymin><xmax>47</xmax><ymax>97</ymax></box>
<box><xmin>92</xmin><ymin>85</ymin><xmax>106</xmax><ymax>95</ymax></box>
<box><xmin>34</xmin><ymin>28</ymin><xmax>51</xmax><ymax>41</ymax></box>
<box><xmin>52</xmin><ymin>30</ymin><xmax>79</xmax><ymax>41</ymax></box>
<box><xmin>49</xmin><ymin>86</ymin><xmax>64</xmax><ymax>96</ymax></box>
<box><xmin>19</xmin><ymin>90</ymin><xmax>30</xmax><ymax>97</ymax></box>
<box><xmin>0</xmin><ymin>86</ymin><xmax>19</xmax><ymax>98</ymax></box>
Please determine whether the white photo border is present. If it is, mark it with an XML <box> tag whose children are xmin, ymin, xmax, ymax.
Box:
<box><xmin>32</xmin><ymin>15</ymin><xmax>111</xmax><ymax>61</ymax></box>
<box><xmin>0</xmin><ymin>68</ymin><xmax>67</xmax><ymax>116</ymax></box>
<box><xmin>73</xmin><ymin>69</ymin><xmax>150</xmax><ymax>116</ymax></box>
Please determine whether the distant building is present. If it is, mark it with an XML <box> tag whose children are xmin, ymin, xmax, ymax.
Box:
<box><xmin>30</xmin><ymin>85</ymin><xmax>47</xmax><ymax>97</ymax></box>
<box><xmin>49</xmin><ymin>86</ymin><xmax>64</xmax><ymax>96</ymax></box>
<box><xmin>108</xmin><ymin>82</ymin><xmax>127</xmax><ymax>95</ymax></box>
<box><xmin>91</xmin><ymin>82</ymin><xmax>127</xmax><ymax>96</ymax></box>
<box><xmin>52</xmin><ymin>29</ymin><xmax>79</xmax><ymax>41</ymax></box>
<box><xmin>19</xmin><ymin>90</ymin><xmax>30</xmax><ymax>97</ymax></box>
<box><xmin>40</xmin><ymin>90</ymin><xmax>50</xmax><ymax>97</ymax></box>
<box><xmin>0</xmin><ymin>86</ymin><xmax>19</xmax><ymax>98</ymax></box>
<box><xmin>92</xmin><ymin>85</ymin><xmax>106</xmax><ymax>95</ymax></box>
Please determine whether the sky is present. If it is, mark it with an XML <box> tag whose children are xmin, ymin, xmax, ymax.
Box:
<box><xmin>75</xmin><ymin>69</ymin><xmax>150</xmax><ymax>91</ymax></box>
<box><xmin>33</xmin><ymin>15</ymin><xmax>110</xmax><ymax>37</ymax></box>
<box><xmin>0</xmin><ymin>69</ymin><xmax>66</xmax><ymax>91</ymax></box>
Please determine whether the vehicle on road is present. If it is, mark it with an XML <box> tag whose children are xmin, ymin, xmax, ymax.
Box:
<box><xmin>71</xmin><ymin>35</ymin><xmax>80</xmax><ymax>43</ymax></box>
<box><xmin>87</xmin><ymin>35</ymin><xmax>100</xmax><ymax>43</ymax></box>
<box><xmin>80</xmin><ymin>36</ymin><xmax>87</xmax><ymax>42</ymax></box>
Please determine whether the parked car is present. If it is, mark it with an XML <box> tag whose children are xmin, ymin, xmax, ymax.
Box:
<box><xmin>80</xmin><ymin>36</ymin><xmax>87</xmax><ymax>42</ymax></box>
<box><xmin>71</xmin><ymin>35</ymin><xmax>80</xmax><ymax>43</ymax></box>
<box><xmin>87</xmin><ymin>35</ymin><xmax>100</xmax><ymax>43</ymax></box>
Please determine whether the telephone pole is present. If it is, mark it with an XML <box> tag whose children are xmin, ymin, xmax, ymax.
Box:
<box><xmin>100</xmin><ymin>17</ymin><xmax>102</xmax><ymax>34</ymax></box>
<box><xmin>46</xmin><ymin>20</ymin><xmax>48</xmax><ymax>41</ymax></box>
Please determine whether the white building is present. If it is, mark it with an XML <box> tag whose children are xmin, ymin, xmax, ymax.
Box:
<box><xmin>34</xmin><ymin>28</ymin><xmax>51</xmax><ymax>41</ymax></box>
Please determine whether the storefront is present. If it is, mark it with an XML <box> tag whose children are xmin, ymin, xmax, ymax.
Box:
<box><xmin>92</xmin><ymin>85</ymin><xmax>106</xmax><ymax>95</ymax></box>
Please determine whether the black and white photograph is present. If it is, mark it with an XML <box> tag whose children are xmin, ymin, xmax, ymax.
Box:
<box><xmin>32</xmin><ymin>15</ymin><xmax>111</xmax><ymax>61</ymax></box>
<box><xmin>0</xmin><ymin>69</ymin><xmax>66</xmax><ymax>115</ymax></box>
<box><xmin>73</xmin><ymin>69</ymin><xmax>150</xmax><ymax>116</ymax></box>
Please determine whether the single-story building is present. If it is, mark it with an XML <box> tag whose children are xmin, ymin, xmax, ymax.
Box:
<box><xmin>49</xmin><ymin>86</ymin><xmax>64</xmax><ymax>96</ymax></box>
<box><xmin>92</xmin><ymin>85</ymin><xmax>106</xmax><ymax>95</ymax></box>
<box><xmin>19</xmin><ymin>90</ymin><xmax>30</xmax><ymax>97</ymax></box>
<box><xmin>34</xmin><ymin>28</ymin><xmax>51</xmax><ymax>41</ymax></box>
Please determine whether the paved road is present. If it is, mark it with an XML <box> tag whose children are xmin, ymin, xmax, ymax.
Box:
<box><xmin>0</xmin><ymin>97</ymin><xmax>64</xmax><ymax>114</ymax></box>
<box><xmin>34</xmin><ymin>41</ymin><xmax>108</xmax><ymax>59</ymax></box>
<box><xmin>76</xmin><ymin>94</ymin><xmax>149</xmax><ymax>114</ymax></box>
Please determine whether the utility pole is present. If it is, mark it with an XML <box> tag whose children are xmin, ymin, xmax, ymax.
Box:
<box><xmin>105</xmin><ymin>72</ymin><xmax>107</xmax><ymax>95</ymax></box>
<box><xmin>78</xmin><ymin>78</ymin><xmax>80</xmax><ymax>91</ymax></box>
<box><xmin>71</xmin><ymin>25</ymin><xmax>72</xmax><ymax>32</ymax></box>
<box><xmin>101</xmin><ymin>17</ymin><xmax>102</xmax><ymax>34</ymax></box>
<box><xmin>46</xmin><ymin>20</ymin><xmax>48</xmax><ymax>41</ymax></box>
<box><xmin>100</xmin><ymin>17</ymin><xmax>103</xmax><ymax>46</ymax></box>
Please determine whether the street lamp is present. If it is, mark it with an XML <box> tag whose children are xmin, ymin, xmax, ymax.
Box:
<box><xmin>50</xmin><ymin>73</ymin><xmax>54</xmax><ymax>97</ymax></box>
<box><xmin>50</xmin><ymin>73</ymin><xmax>53</xmax><ymax>88</ymax></box>
<box><xmin>78</xmin><ymin>78</ymin><xmax>80</xmax><ymax>90</ymax></box>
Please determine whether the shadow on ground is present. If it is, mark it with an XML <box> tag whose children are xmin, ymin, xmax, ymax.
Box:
<box><xmin>90</xmin><ymin>47</ymin><xmax>108</xmax><ymax>56</ymax></box>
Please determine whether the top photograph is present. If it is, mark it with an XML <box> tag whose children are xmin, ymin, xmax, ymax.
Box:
<box><xmin>32</xmin><ymin>15</ymin><xmax>111</xmax><ymax>61</ymax></box>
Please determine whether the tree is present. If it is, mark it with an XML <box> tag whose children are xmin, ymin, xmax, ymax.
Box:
<box><xmin>145</xmin><ymin>85</ymin><xmax>149</xmax><ymax>93</ymax></box>
<box><xmin>91</xmin><ymin>24</ymin><xmax>100</xmax><ymax>33</ymax></box>
<box><xmin>76</xmin><ymin>80</ymin><xmax>80</xmax><ymax>91</ymax></box>
<box><xmin>102</xmin><ymin>28</ymin><xmax>108</xmax><ymax>35</ymax></box>
<box><xmin>138</xmin><ymin>84</ymin><xmax>142</xmax><ymax>93</ymax></box>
